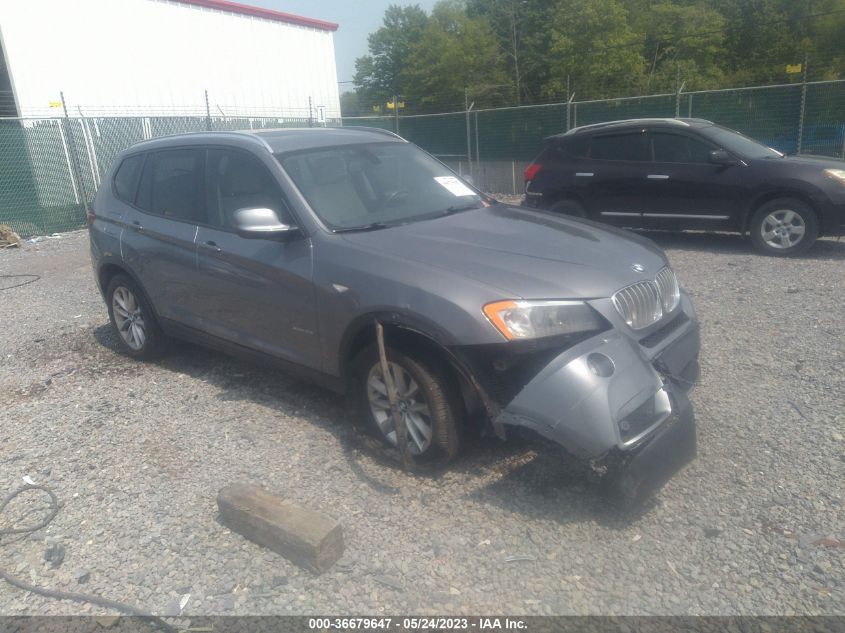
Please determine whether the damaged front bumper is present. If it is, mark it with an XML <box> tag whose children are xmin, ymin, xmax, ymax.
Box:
<box><xmin>492</xmin><ymin>293</ymin><xmax>700</xmax><ymax>501</ymax></box>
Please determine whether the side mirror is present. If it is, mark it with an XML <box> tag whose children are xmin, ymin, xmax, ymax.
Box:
<box><xmin>232</xmin><ymin>207</ymin><xmax>299</xmax><ymax>240</ymax></box>
<box><xmin>709</xmin><ymin>149</ymin><xmax>740</xmax><ymax>166</ymax></box>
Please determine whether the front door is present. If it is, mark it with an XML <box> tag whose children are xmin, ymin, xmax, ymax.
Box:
<box><xmin>193</xmin><ymin>147</ymin><xmax>320</xmax><ymax>370</ymax></box>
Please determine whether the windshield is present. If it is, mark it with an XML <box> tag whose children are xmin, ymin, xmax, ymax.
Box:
<box><xmin>703</xmin><ymin>125</ymin><xmax>783</xmax><ymax>159</ymax></box>
<box><xmin>276</xmin><ymin>142</ymin><xmax>484</xmax><ymax>230</ymax></box>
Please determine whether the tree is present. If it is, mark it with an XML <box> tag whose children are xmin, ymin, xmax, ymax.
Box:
<box><xmin>630</xmin><ymin>2</ymin><xmax>727</xmax><ymax>93</ymax></box>
<box><xmin>352</xmin><ymin>5</ymin><xmax>429</xmax><ymax>110</ymax></box>
<box><xmin>543</xmin><ymin>0</ymin><xmax>646</xmax><ymax>100</ymax></box>
<box><xmin>403</xmin><ymin>1</ymin><xmax>510</xmax><ymax>112</ymax></box>
<box><xmin>466</xmin><ymin>0</ymin><xmax>558</xmax><ymax>104</ymax></box>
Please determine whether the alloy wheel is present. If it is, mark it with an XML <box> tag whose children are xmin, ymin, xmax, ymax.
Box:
<box><xmin>761</xmin><ymin>209</ymin><xmax>806</xmax><ymax>250</ymax></box>
<box><xmin>112</xmin><ymin>286</ymin><xmax>146</xmax><ymax>350</ymax></box>
<box><xmin>367</xmin><ymin>361</ymin><xmax>434</xmax><ymax>455</ymax></box>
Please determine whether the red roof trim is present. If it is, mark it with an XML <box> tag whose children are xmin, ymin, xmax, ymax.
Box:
<box><xmin>170</xmin><ymin>0</ymin><xmax>338</xmax><ymax>31</ymax></box>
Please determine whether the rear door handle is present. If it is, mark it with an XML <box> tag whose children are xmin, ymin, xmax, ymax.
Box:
<box><xmin>200</xmin><ymin>240</ymin><xmax>222</xmax><ymax>253</ymax></box>
<box><xmin>647</xmin><ymin>174</ymin><xmax>670</xmax><ymax>180</ymax></box>
<box><xmin>575</xmin><ymin>172</ymin><xmax>594</xmax><ymax>177</ymax></box>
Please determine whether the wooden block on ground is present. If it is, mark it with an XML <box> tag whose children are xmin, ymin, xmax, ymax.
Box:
<box><xmin>217</xmin><ymin>482</ymin><xmax>344</xmax><ymax>573</ymax></box>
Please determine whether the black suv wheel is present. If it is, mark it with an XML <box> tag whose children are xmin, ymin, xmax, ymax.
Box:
<box><xmin>749</xmin><ymin>198</ymin><xmax>818</xmax><ymax>256</ymax></box>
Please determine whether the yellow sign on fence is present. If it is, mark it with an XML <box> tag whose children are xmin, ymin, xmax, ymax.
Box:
<box><xmin>48</xmin><ymin>101</ymin><xmax>62</xmax><ymax>108</ymax></box>
<box><xmin>786</xmin><ymin>64</ymin><xmax>803</xmax><ymax>74</ymax></box>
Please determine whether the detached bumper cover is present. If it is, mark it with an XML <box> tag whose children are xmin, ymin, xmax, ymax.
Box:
<box><xmin>494</xmin><ymin>308</ymin><xmax>699</xmax><ymax>496</ymax></box>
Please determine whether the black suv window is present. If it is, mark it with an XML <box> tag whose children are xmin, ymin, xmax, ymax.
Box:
<box><xmin>543</xmin><ymin>135</ymin><xmax>590</xmax><ymax>161</ymax></box>
<box><xmin>590</xmin><ymin>132</ymin><xmax>649</xmax><ymax>161</ymax></box>
<box><xmin>652</xmin><ymin>132</ymin><xmax>713</xmax><ymax>163</ymax></box>
<box><xmin>206</xmin><ymin>149</ymin><xmax>290</xmax><ymax>229</ymax></box>
<box><xmin>113</xmin><ymin>154</ymin><xmax>144</xmax><ymax>204</ymax></box>
<box><xmin>136</xmin><ymin>149</ymin><xmax>205</xmax><ymax>223</ymax></box>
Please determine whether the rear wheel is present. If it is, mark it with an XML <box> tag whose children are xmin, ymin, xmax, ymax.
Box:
<box><xmin>749</xmin><ymin>198</ymin><xmax>818</xmax><ymax>256</ymax></box>
<box><xmin>106</xmin><ymin>274</ymin><xmax>165</xmax><ymax>359</ymax></box>
<box><xmin>353</xmin><ymin>345</ymin><xmax>462</xmax><ymax>465</ymax></box>
<box><xmin>549</xmin><ymin>199</ymin><xmax>587</xmax><ymax>219</ymax></box>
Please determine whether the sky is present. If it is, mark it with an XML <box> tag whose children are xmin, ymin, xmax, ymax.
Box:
<box><xmin>252</xmin><ymin>0</ymin><xmax>439</xmax><ymax>87</ymax></box>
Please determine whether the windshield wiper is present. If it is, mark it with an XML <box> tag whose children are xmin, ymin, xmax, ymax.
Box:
<box><xmin>332</xmin><ymin>222</ymin><xmax>395</xmax><ymax>233</ymax></box>
<box><xmin>440</xmin><ymin>201</ymin><xmax>484</xmax><ymax>215</ymax></box>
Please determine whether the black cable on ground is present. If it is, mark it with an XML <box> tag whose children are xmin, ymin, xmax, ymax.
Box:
<box><xmin>0</xmin><ymin>274</ymin><xmax>40</xmax><ymax>291</ymax></box>
<box><xmin>0</xmin><ymin>484</ymin><xmax>173</xmax><ymax>632</ymax></box>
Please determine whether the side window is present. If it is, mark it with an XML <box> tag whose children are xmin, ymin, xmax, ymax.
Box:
<box><xmin>589</xmin><ymin>133</ymin><xmax>649</xmax><ymax>161</ymax></box>
<box><xmin>206</xmin><ymin>149</ymin><xmax>290</xmax><ymax>229</ymax></box>
<box><xmin>112</xmin><ymin>154</ymin><xmax>144</xmax><ymax>204</ymax></box>
<box><xmin>136</xmin><ymin>149</ymin><xmax>205</xmax><ymax>223</ymax></box>
<box><xmin>652</xmin><ymin>133</ymin><xmax>714</xmax><ymax>163</ymax></box>
<box><xmin>541</xmin><ymin>135</ymin><xmax>589</xmax><ymax>162</ymax></box>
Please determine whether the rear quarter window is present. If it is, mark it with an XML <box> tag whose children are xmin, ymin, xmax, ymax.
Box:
<box><xmin>541</xmin><ymin>135</ymin><xmax>590</xmax><ymax>162</ymax></box>
<box><xmin>590</xmin><ymin>132</ymin><xmax>649</xmax><ymax>161</ymax></box>
<box><xmin>112</xmin><ymin>154</ymin><xmax>144</xmax><ymax>203</ymax></box>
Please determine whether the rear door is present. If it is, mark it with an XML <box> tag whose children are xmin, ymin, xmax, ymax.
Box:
<box><xmin>585</xmin><ymin>130</ymin><xmax>651</xmax><ymax>226</ymax></box>
<box><xmin>120</xmin><ymin>148</ymin><xmax>205</xmax><ymax>328</ymax></box>
<box><xmin>193</xmin><ymin>147</ymin><xmax>320</xmax><ymax>370</ymax></box>
<box><xmin>641</xmin><ymin>130</ymin><xmax>743</xmax><ymax>230</ymax></box>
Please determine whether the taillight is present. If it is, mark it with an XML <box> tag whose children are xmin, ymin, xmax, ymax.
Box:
<box><xmin>86</xmin><ymin>207</ymin><xmax>96</xmax><ymax>226</ymax></box>
<box><xmin>524</xmin><ymin>163</ymin><xmax>542</xmax><ymax>182</ymax></box>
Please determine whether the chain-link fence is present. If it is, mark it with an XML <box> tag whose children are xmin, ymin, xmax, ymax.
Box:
<box><xmin>2</xmin><ymin>80</ymin><xmax>844</xmax><ymax>237</ymax></box>
<box><xmin>343</xmin><ymin>79</ymin><xmax>845</xmax><ymax>194</ymax></box>
<box><xmin>0</xmin><ymin>104</ymin><xmax>337</xmax><ymax>237</ymax></box>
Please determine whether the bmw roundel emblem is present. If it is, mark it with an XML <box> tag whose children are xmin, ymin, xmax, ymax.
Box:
<box><xmin>631</xmin><ymin>263</ymin><xmax>645</xmax><ymax>273</ymax></box>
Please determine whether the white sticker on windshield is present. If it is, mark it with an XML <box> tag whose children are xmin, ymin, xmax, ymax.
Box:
<box><xmin>434</xmin><ymin>176</ymin><xmax>475</xmax><ymax>197</ymax></box>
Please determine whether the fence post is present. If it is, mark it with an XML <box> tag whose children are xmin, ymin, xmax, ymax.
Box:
<box><xmin>464</xmin><ymin>88</ymin><xmax>473</xmax><ymax>177</ymax></box>
<box><xmin>393</xmin><ymin>94</ymin><xmax>399</xmax><ymax>135</ymax></box>
<box><xmin>60</xmin><ymin>91</ymin><xmax>88</xmax><ymax>205</ymax></box>
<box><xmin>688</xmin><ymin>93</ymin><xmax>693</xmax><ymax>118</ymax></box>
<box><xmin>675</xmin><ymin>81</ymin><xmax>685</xmax><ymax>118</ymax></box>
<box><xmin>797</xmin><ymin>53</ymin><xmax>808</xmax><ymax>154</ymax></box>
<box><xmin>204</xmin><ymin>90</ymin><xmax>212</xmax><ymax>131</ymax></box>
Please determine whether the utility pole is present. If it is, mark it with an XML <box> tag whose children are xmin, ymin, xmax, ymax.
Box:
<box><xmin>393</xmin><ymin>94</ymin><xmax>400</xmax><ymax>134</ymax></box>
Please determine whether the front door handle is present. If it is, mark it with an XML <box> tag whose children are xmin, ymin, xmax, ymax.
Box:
<box><xmin>647</xmin><ymin>174</ymin><xmax>670</xmax><ymax>180</ymax></box>
<box><xmin>575</xmin><ymin>172</ymin><xmax>594</xmax><ymax>177</ymax></box>
<box><xmin>200</xmin><ymin>240</ymin><xmax>222</xmax><ymax>253</ymax></box>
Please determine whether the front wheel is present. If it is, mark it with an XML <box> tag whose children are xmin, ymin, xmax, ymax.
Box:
<box><xmin>749</xmin><ymin>199</ymin><xmax>818</xmax><ymax>256</ymax></box>
<box><xmin>353</xmin><ymin>345</ymin><xmax>462</xmax><ymax>465</ymax></box>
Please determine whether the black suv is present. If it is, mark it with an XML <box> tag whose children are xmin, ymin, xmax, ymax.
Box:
<box><xmin>522</xmin><ymin>118</ymin><xmax>845</xmax><ymax>255</ymax></box>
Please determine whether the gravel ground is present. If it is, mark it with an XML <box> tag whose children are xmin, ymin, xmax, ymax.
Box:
<box><xmin>0</xmin><ymin>229</ymin><xmax>843</xmax><ymax>617</ymax></box>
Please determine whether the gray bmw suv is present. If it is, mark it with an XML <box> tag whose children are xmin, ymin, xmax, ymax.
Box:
<box><xmin>89</xmin><ymin>127</ymin><xmax>700</xmax><ymax>501</ymax></box>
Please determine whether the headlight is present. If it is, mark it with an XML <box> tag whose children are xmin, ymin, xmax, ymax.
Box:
<box><xmin>824</xmin><ymin>169</ymin><xmax>845</xmax><ymax>186</ymax></box>
<box><xmin>483</xmin><ymin>300</ymin><xmax>605</xmax><ymax>340</ymax></box>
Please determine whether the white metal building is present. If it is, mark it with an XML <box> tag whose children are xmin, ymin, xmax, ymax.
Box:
<box><xmin>0</xmin><ymin>0</ymin><xmax>341</xmax><ymax>118</ymax></box>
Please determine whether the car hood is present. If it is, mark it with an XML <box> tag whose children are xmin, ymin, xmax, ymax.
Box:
<box><xmin>774</xmin><ymin>154</ymin><xmax>845</xmax><ymax>168</ymax></box>
<box><xmin>340</xmin><ymin>205</ymin><xmax>669</xmax><ymax>299</ymax></box>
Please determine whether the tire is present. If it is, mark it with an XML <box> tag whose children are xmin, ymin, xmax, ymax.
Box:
<box><xmin>105</xmin><ymin>274</ymin><xmax>165</xmax><ymax>359</ymax></box>
<box><xmin>352</xmin><ymin>345</ymin><xmax>462</xmax><ymax>465</ymax></box>
<box><xmin>749</xmin><ymin>198</ymin><xmax>818</xmax><ymax>256</ymax></box>
<box><xmin>549</xmin><ymin>199</ymin><xmax>587</xmax><ymax>219</ymax></box>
